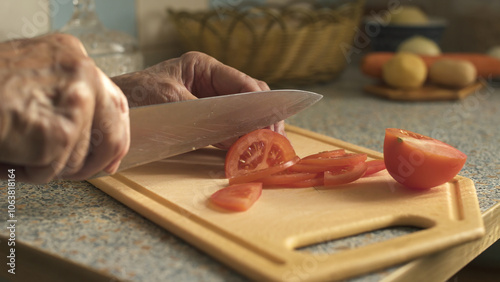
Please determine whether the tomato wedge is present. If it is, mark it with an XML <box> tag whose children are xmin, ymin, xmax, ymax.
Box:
<box><xmin>324</xmin><ymin>162</ymin><xmax>367</xmax><ymax>186</ymax></box>
<box><xmin>209</xmin><ymin>183</ymin><xmax>262</xmax><ymax>212</ymax></box>
<box><xmin>363</xmin><ymin>159</ymin><xmax>386</xmax><ymax>177</ymax></box>
<box><xmin>383</xmin><ymin>128</ymin><xmax>467</xmax><ymax>189</ymax></box>
<box><xmin>225</xmin><ymin>129</ymin><xmax>298</xmax><ymax>180</ymax></box>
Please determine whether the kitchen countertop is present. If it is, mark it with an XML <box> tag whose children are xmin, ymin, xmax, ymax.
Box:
<box><xmin>1</xmin><ymin>64</ymin><xmax>499</xmax><ymax>282</ymax></box>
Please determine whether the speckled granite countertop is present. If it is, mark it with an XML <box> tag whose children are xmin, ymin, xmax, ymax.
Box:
<box><xmin>1</xmin><ymin>65</ymin><xmax>499</xmax><ymax>281</ymax></box>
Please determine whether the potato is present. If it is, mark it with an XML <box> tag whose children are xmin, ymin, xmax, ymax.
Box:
<box><xmin>429</xmin><ymin>59</ymin><xmax>477</xmax><ymax>88</ymax></box>
<box><xmin>390</xmin><ymin>6</ymin><xmax>429</xmax><ymax>25</ymax></box>
<box><xmin>397</xmin><ymin>36</ymin><xmax>441</xmax><ymax>56</ymax></box>
<box><xmin>383</xmin><ymin>52</ymin><xmax>427</xmax><ymax>89</ymax></box>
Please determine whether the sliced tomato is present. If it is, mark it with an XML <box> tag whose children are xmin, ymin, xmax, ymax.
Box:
<box><xmin>259</xmin><ymin>171</ymin><xmax>318</xmax><ymax>186</ymax></box>
<box><xmin>228</xmin><ymin>156</ymin><xmax>299</xmax><ymax>185</ymax></box>
<box><xmin>363</xmin><ymin>159</ymin><xmax>386</xmax><ymax>177</ymax></box>
<box><xmin>383</xmin><ymin>128</ymin><xmax>467</xmax><ymax>189</ymax></box>
<box><xmin>301</xmin><ymin>149</ymin><xmax>346</xmax><ymax>160</ymax></box>
<box><xmin>209</xmin><ymin>182</ymin><xmax>262</xmax><ymax>212</ymax></box>
<box><xmin>298</xmin><ymin>153</ymin><xmax>367</xmax><ymax>167</ymax></box>
<box><xmin>324</xmin><ymin>162</ymin><xmax>367</xmax><ymax>186</ymax></box>
<box><xmin>287</xmin><ymin>163</ymin><xmax>334</xmax><ymax>173</ymax></box>
<box><xmin>278</xmin><ymin>176</ymin><xmax>324</xmax><ymax>188</ymax></box>
<box><xmin>225</xmin><ymin>129</ymin><xmax>297</xmax><ymax>180</ymax></box>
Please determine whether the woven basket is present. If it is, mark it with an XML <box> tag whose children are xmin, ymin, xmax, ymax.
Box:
<box><xmin>168</xmin><ymin>0</ymin><xmax>364</xmax><ymax>86</ymax></box>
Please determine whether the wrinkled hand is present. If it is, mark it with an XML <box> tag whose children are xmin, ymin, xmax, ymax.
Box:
<box><xmin>111</xmin><ymin>51</ymin><xmax>285</xmax><ymax>148</ymax></box>
<box><xmin>0</xmin><ymin>34</ymin><xmax>130</xmax><ymax>183</ymax></box>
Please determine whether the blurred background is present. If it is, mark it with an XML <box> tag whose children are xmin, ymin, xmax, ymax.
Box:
<box><xmin>0</xmin><ymin>0</ymin><xmax>498</xmax><ymax>280</ymax></box>
<box><xmin>2</xmin><ymin>0</ymin><xmax>499</xmax><ymax>67</ymax></box>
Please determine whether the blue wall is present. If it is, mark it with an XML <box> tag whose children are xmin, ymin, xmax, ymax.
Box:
<box><xmin>50</xmin><ymin>0</ymin><xmax>137</xmax><ymax>37</ymax></box>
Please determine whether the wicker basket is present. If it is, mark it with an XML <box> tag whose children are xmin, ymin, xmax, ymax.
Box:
<box><xmin>168</xmin><ymin>0</ymin><xmax>365</xmax><ymax>86</ymax></box>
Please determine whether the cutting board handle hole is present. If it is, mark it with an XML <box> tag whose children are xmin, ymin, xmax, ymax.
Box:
<box><xmin>294</xmin><ymin>225</ymin><xmax>425</xmax><ymax>255</ymax></box>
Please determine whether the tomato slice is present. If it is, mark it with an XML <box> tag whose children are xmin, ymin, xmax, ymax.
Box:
<box><xmin>298</xmin><ymin>153</ymin><xmax>367</xmax><ymax>167</ymax></box>
<box><xmin>301</xmin><ymin>149</ymin><xmax>346</xmax><ymax>160</ymax></box>
<box><xmin>278</xmin><ymin>176</ymin><xmax>324</xmax><ymax>188</ymax></box>
<box><xmin>363</xmin><ymin>159</ymin><xmax>386</xmax><ymax>177</ymax></box>
<box><xmin>324</xmin><ymin>162</ymin><xmax>367</xmax><ymax>186</ymax></box>
<box><xmin>225</xmin><ymin>129</ymin><xmax>298</xmax><ymax>179</ymax></box>
<box><xmin>287</xmin><ymin>163</ymin><xmax>331</xmax><ymax>173</ymax></box>
<box><xmin>259</xmin><ymin>171</ymin><xmax>318</xmax><ymax>186</ymax></box>
<box><xmin>228</xmin><ymin>157</ymin><xmax>299</xmax><ymax>185</ymax></box>
<box><xmin>209</xmin><ymin>182</ymin><xmax>262</xmax><ymax>212</ymax></box>
<box><xmin>383</xmin><ymin>128</ymin><xmax>467</xmax><ymax>189</ymax></box>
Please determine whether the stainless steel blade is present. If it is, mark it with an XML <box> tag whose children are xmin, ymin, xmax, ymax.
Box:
<box><xmin>90</xmin><ymin>89</ymin><xmax>322</xmax><ymax>178</ymax></box>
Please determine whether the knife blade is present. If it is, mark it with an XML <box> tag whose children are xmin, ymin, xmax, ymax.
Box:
<box><xmin>91</xmin><ymin>89</ymin><xmax>322</xmax><ymax>178</ymax></box>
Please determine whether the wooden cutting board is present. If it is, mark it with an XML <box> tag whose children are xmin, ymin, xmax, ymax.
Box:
<box><xmin>88</xmin><ymin>125</ymin><xmax>484</xmax><ymax>281</ymax></box>
<box><xmin>364</xmin><ymin>81</ymin><xmax>484</xmax><ymax>101</ymax></box>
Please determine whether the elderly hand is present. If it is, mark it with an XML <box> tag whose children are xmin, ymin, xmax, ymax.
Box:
<box><xmin>111</xmin><ymin>51</ymin><xmax>285</xmax><ymax>148</ymax></box>
<box><xmin>0</xmin><ymin>34</ymin><xmax>130</xmax><ymax>183</ymax></box>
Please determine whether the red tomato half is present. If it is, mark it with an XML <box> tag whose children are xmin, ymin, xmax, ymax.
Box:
<box><xmin>225</xmin><ymin>129</ymin><xmax>298</xmax><ymax>180</ymax></box>
<box><xmin>383</xmin><ymin>128</ymin><xmax>467</xmax><ymax>189</ymax></box>
<box><xmin>209</xmin><ymin>183</ymin><xmax>262</xmax><ymax>212</ymax></box>
<box><xmin>324</xmin><ymin>162</ymin><xmax>367</xmax><ymax>186</ymax></box>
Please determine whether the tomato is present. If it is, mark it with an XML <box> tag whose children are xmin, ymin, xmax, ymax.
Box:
<box><xmin>225</xmin><ymin>129</ymin><xmax>298</xmax><ymax>180</ymax></box>
<box><xmin>279</xmin><ymin>176</ymin><xmax>324</xmax><ymax>188</ymax></box>
<box><xmin>228</xmin><ymin>157</ymin><xmax>299</xmax><ymax>185</ymax></box>
<box><xmin>324</xmin><ymin>162</ymin><xmax>367</xmax><ymax>186</ymax></box>
<box><xmin>287</xmin><ymin>163</ymin><xmax>335</xmax><ymax>173</ymax></box>
<box><xmin>363</xmin><ymin>159</ymin><xmax>386</xmax><ymax>177</ymax></box>
<box><xmin>298</xmin><ymin>153</ymin><xmax>367</xmax><ymax>167</ymax></box>
<box><xmin>383</xmin><ymin>128</ymin><xmax>467</xmax><ymax>189</ymax></box>
<box><xmin>286</xmin><ymin>151</ymin><xmax>364</xmax><ymax>173</ymax></box>
<box><xmin>301</xmin><ymin>149</ymin><xmax>345</xmax><ymax>160</ymax></box>
<box><xmin>259</xmin><ymin>171</ymin><xmax>318</xmax><ymax>186</ymax></box>
<box><xmin>209</xmin><ymin>183</ymin><xmax>262</xmax><ymax>211</ymax></box>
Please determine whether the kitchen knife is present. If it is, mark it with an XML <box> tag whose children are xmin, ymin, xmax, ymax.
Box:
<box><xmin>90</xmin><ymin>89</ymin><xmax>322</xmax><ymax>178</ymax></box>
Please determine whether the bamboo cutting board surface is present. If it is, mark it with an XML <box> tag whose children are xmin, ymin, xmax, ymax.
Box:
<box><xmin>88</xmin><ymin>125</ymin><xmax>484</xmax><ymax>281</ymax></box>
